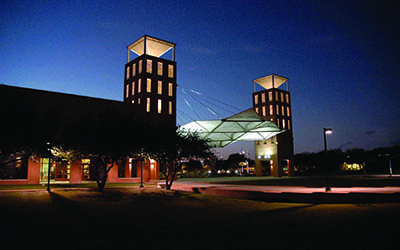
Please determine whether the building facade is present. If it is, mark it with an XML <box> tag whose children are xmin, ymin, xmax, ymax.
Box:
<box><xmin>0</xmin><ymin>35</ymin><xmax>176</xmax><ymax>185</ymax></box>
<box><xmin>0</xmin><ymin>155</ymin><xmax>159</xmax><ymax>185</ymax></box>
<box><xmin>252</xmin><ymin>74</ymin><xmax>294</xmax><ymax>177</ymax></box>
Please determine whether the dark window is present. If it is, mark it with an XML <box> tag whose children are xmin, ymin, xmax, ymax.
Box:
<box><xmin>0</xmin><ymin>154</ymin><xmax>28</xmax><ymax>179</ymax></box>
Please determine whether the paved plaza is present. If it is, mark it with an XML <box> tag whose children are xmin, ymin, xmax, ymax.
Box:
<box><xmin>165</xmin><ymin>177</ymin><xmax>400</xmax><ymax>203</ymax></box>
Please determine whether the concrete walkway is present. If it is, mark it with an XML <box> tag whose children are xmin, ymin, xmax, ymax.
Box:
<box><xmin>165</xmin><ymin>181</ymin><xmax>400</xmax><ymax>203</ymax></box>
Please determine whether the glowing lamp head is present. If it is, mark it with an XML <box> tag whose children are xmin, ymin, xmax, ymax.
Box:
<box><xmin>324</xmin><ymin>128</ymin><xmax>333</xmax><ymax>135</ymax></box>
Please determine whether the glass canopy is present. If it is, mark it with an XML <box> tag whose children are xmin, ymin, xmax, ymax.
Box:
<box><xmin>178</xmin><ymin>108</ymin><xmax>283</xmax><ymax>148</ymax></box>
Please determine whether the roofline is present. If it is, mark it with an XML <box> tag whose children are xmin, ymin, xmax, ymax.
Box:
<box><xmin>0</xmin><ymin>84</ymin><xmax>123</xmax><ymax>104</ymax></box>
<box><xmin>253</xmin><ymin>73</ymin><xmax>289</xmax><ymax>83</ymax></box>
<box><xmin>127</xmin><ymin>34</ymin><xmax>176</xmax><ymax>50</ymax></box>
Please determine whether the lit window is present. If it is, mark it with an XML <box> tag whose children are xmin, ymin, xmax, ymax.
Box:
<box><xmin>261</xmin><ymin>93</ymin><xmax>265</xmax><ymax>103</ymax></box>
<box><xmin>288</xmin><ymin>120</ymin><xmax>291</xmax><ymax>130</ymax></box>
<box><xmin>269</xmin><ymin>92</ymin><xmax>273</xmax><ymax>102</ymax></box>
<box><xmin>286</xmin><ymin>93</ymin><xmax>289</xmax><ymax>103</ymax></box>
<box><xmin>82</xmin><ymin>159</ymin><xmax>90</xmax><ymax>181</ymax></box>
<box><xmin>276</xmin><ymin>105</ymin><xmax>279</xmax><ymax>115</ymax></box>
<box><xmin>168</xmin><ymin>101</ymin><xmax>172</xmax><ymax>115</ymax></box>
<box><xmin>277</xmin><ymin>118</ymin><xmax>280</xmax><ymax>128</ymax></box>
<box><xmin>138</xmin><ymin>79</ymin><xmax>141</xmax><ymax>93</ymax></box>
<box><xmin>126</xmin><ymin>84</ymin><xmax>129</xmax><ymax>98</ymax></box>
<box><xmin>281</xmin><ymin>92</ymin><xmax>284</xmax><ymax>103</ymax></box>
<box><xmin>132</xmin><ymin>63</ymin><xmax>136</xmax><ymax>76</ymax></box>
<box><xmin>275</xmin><ymin>91</ymin><xmax>279</xmax><ymax>101</ymax></box>
<box><xmin>287</xmin><ymin>107</ymin><xmax>290</xmax><ymax>117</ymax></box>
<box><xmin>126</xmin><ymin>66</ymin><xmax>130</xmax><ymax>80</ymax></box>
<box><xmin>138</xmin><ymin>98</ymin><xmax>140</xmax><ymax>104</ymax></box>
<box><xmin>255</xmin><ymin>107</ymin><xmax>259</xmax><ymax>114</ymax></box>
<box><xmin>262</xmin><ymin>106</ymin><xmax>266</xmax><ymax>116</ymax></box>
<box><xmin>139</xmin><ymin>60</ymin><xmax>142</xmax><ymax>74</ymax></box>
<box><xmin>282</xmin><ymin>106</ymin><xmax>285</xmax><ymax>116</ymax></box>
<box><xmin>269</xmin><ymin>104</ymin><xmax>273</xmax><ymax>115</ymax></box>
<box><xmin>168</xmin><ymin>83</ymin><xmax>173</xmax><ymax>96</ymax></box>
<box><xmin>146</xmin><ymin>98</ymin><xmax>150</xmax><ymax>112</ymax></box>
<box><xmin>132</xmin><ymin>81</ymin><xmax>135</xmax><ymax>95</ymax></box>
<box><xmin>146</xmin><ymin>78</ymin><xmax>151</xmax><ymax>93</ymax></box>
<box><xmin>158</xmin><ymin>62</ymin><xmax>163</xmax><ymax>76</ymax></box>
<box><xmin>168</xmin><ymin>64</ymin><xmax>174</xmax><ymax>78</ymax></box>
<box><xmin>282</xmin><ymin>119</ymin><xmax>286</xmax><ymax>129</ymax></box>
<box><xmin>157</xmin><ymin>99</ymin><xmax>162</xmax><ymax>114</ymax></box>
<box><xmin>158</xmin><ymin>81</ymin><xmax>162</xmax><ymax>94</ymax></box>
<box><xmin>254</xmin><ymin>95</ymin><xmax>258</xmax><ymax>105</ymax></box>
<box><xmin>147</xmin><ymin>59</ymin><xmax>152</xmax><ymax>73</ymax></box>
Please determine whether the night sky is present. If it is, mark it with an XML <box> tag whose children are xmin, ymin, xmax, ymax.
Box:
<box><xmin>1</xmin><ymin>0</ymin><xmax>399</xmax><ymax>158</ymax></box>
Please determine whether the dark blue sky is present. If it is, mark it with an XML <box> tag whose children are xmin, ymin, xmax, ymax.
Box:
<box><xmin>1</xmin><ymin>0</ymin><xmax>399</xmax><ymax>157</ymax></box>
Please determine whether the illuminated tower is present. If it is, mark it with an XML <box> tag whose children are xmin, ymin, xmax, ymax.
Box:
<box><xmin>252</xmin><ymin>74</ymin><xmax>294</xmax><ymax>177</ymax></box>
<box><xmin>124</xmin><ymin>35</ymin><xmax>177</xmax><ymax>127</ymax></box>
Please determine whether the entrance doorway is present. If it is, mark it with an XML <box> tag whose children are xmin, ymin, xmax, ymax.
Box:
<box><xmin>40</xmin><ymin>158</ymin><xmax>55</xmax><ymax>183</ymax></box>
<box><xmin>261</xmin><ymin>161</ymin><xmax>271</xmax><ymax>176</ymax></box>
<box><xmin>281</xmin><ymin>160</ymin><xmax>289</xmax><ymax>176</ymax></box>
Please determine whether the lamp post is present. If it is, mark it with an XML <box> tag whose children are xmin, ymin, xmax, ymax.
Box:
<box><xmin>324</xmin><ymin>128</ymin><xmax>333</xmax><ymax>192</ymax></box>
<box><xmin>140</xmin><ymin>148</ymin><xmax>144</xmax><ymax>188</ymax></box>
<box><xmin>46</xmin><ymin>142</ymin><xmax>51</xmax><ymax>192</ymax></box>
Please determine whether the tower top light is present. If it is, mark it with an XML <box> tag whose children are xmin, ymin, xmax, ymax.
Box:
<box><xmin>127</xmin><ymin>35</ymin><xmax>176</xmax><ymax>62</ymax></box>
<box><xmin>253</xmin><ymin>74</ymin><xmax>289</xmax><ymax>91</ymax></box>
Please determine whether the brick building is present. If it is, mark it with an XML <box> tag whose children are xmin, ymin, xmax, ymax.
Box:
<box><xmin>0</xmin><ymin>35</ymin><xmax>176</xmax><ymax>185</ymax></box>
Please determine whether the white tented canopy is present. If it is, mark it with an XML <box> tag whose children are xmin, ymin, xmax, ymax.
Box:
<box><xmin>127</xmin><ymin>35</ymin><xmax>175</xmax><ymax>58</ymax></box>
<box><xmin>179</xmin><ymin>108</ymin><xmax>283</xmax><ymax>147</ymax></box>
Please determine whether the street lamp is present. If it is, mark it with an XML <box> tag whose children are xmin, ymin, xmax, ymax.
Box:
<box><xmin>46</xmin><ymin>142</ymin><xmax>52</xmax><ymax>192</ymax></box>
<box><xmin>140</xmin><ymin>148</ymin><xmax>144</xmax><ymax>188</ymax></box>
<box><xmin>324</xmin><ymin>128</ymin><xmax>333</xmax><ymax>192</ymax></box>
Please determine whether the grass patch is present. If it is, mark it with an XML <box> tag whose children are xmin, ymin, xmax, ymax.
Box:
<box><xmin>1</xmin><ymin>187</ymin><xmax>399</xmax><ymax>249</ymax></box>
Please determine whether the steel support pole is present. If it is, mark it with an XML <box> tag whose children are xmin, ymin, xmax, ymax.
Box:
<box><xmin>144</xmin><ymin>36</ymin><xmax>147</xmax><ymax>55</ymax></box>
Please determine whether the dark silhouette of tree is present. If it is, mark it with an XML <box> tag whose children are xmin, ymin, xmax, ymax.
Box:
<box><xmin>0</xmin><ymin>93</ymin><xmax>63</xmax><ymax>170</ymax></box>
<box><xmin>227</xmin><ymin>153</ymin><xmax>250</xmax><ymax>175</ymax></box>
<box><xmin>60</xmin><ymin>108</ymin><xmax>147</xmax><ymax>192</ymax></box>
<box><xmin>294</xmin><ymin>146</ymin><xmax>400</xmax><ymax>175</ymax></box>
<box><xmin>149</xmin><ymin>129</ymin><xmax>212</xmax><ymax>190</ymax></box>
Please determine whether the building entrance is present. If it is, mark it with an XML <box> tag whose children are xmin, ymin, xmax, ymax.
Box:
<box><xmin>281</xmin><ymin>159</ymin><xmax>289</xmax><ymax>176</ymax></box>
<box><xmin>40</xmin><ymin>158</ymin><xmax>55</xmax><ymax>183</ymax></box>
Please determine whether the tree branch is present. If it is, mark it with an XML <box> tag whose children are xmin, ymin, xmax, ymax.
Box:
<box><xmin>106</xmin><ymin>160</ymin><xmax>114</xmax><ymax>174</ymax></box>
